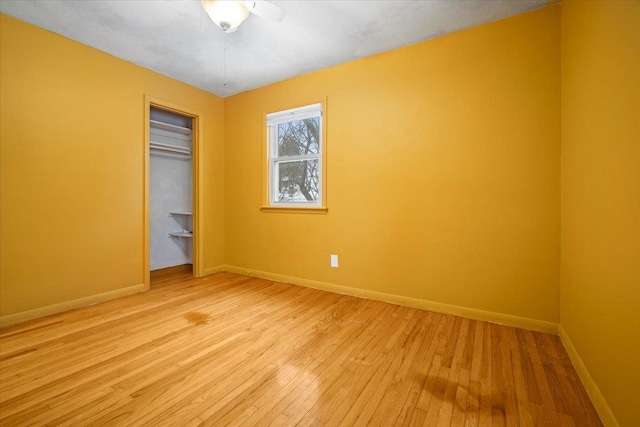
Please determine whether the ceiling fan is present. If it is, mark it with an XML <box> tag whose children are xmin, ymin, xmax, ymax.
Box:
<box><xmin>201</xmin><ymin>0</ymin><xmax>285</xmax><ymax>33</ymax></box>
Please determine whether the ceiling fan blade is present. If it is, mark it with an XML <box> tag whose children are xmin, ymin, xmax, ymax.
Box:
<box><xmin>244</xmin><ymin>1</ymin><xmax>285</xmax><ymax>22</ymax></box>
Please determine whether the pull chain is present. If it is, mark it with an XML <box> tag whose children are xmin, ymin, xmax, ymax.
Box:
<box><xmin>223</xmin><ymin>38</ymin><xmax>227</xmax><ymax>87</ymax></box>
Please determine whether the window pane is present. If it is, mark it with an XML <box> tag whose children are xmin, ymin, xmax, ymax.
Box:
<box><xmin>276</xmin><ymin>160</ymin><xmax>319</xmax><ymax>202</ymax></box>
<box><xmin>278</xmin><ymin>117</ymin><xmax>320</xmax><ymax>157</ymax></box>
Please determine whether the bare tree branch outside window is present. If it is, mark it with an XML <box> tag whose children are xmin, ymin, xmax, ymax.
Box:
<box><xmin>276</xmin><ymin>117</ymin><xmax>320</xmax><ymax>202</ymax></box>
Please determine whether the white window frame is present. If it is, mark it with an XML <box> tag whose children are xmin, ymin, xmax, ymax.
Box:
<box><xmin>266</xmin><ymin>103</ymin><xmax>323</xmax><ymax>208</ymax></box>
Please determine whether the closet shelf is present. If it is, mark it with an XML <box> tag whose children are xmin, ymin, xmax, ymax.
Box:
<box><xmin>150</xmin><ymin>119</ymin><xmax>192</xmax><ymax>135</ymax></box>
<box><xmin>169</xmin><ymin>231</ymin><xmax>193</xmax><ymax>238</ymax></box>
<box><xmin>169</xmin><ymin>212</ymin><xmax>192</xmax><ymax>216</ymax></box>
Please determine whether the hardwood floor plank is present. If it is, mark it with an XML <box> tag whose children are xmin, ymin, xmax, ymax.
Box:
<box><xmin>491</xmin><ymin>325</ymin><xmax>507</xmax><ymax>427</ymax></box>
<box><xmin>478</xmin><ymin>323</ymin><xmax>493</xmax><ymax>427</ymax></box>
<box><xmin>150</xmin><ymin>264</ymin><xmax>193</xmax><ymax>286</ymax></box>
<box><xmin>281</xmin><ymin>300</ymin><xmax>395</xmax><ymax>423</ymax></box>
<box><xmin>450</xmin><ymin>368</ymin><xmax>471</xmax><ymax>427</ymax></box>
<box><xmin>367</xmin><ymin>313</ymin><xmax>433</xmax><ymax>426</ymax></box>
<box><xmin>0</xmin><ymin>273</ymin><xmax>603</xmax><ymax>426</ymax></box>
<box><xmin>408</xmin><ymin>318</ymin><xmax>456</xmax><ymax>425</ymax></box>
<box><xmin>296</xmin><ymin>305</ymin><xmax>411</xmax><ymax>426</ymax></box>
<box><xmin>90</xmin><ymin>291</ymin><xmax>343</xmax><ymax>426</ymax></box>
<box><xmin>510</xmin><ymin>330</ymin><xmax>534</xmax><ymax>427</ymax></box>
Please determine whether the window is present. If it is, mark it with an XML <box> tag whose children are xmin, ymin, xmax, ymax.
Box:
<box><xmin>266</xmin><ymin>103</ymin><xmax>323</xmax><ymax>208</ymax></box>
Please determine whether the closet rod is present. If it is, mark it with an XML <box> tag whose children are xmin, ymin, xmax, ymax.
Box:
<box><xmin>150</xmin><ymin>141</ymin><xmax>191</xmax><ymax>154</ymax></box>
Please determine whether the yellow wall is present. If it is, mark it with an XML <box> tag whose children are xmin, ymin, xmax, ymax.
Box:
<box><xmin>3</xmin><ymin>3</ymin><xmax>638</xmax><ymax>424</ymax></box>
<box><xmin>224</xmin><ymin>6</ymin><xmax>561</xmax><ymax>323</ymax></box>
<box><xmin>0</xmin><ymin>14</ymin><xmax>225</xmax><ymax>317</ymax></box>
<box><xmin>560</xmin><ymin>1</ymin><xmax>640</xmax><ymax>426</ymax></box>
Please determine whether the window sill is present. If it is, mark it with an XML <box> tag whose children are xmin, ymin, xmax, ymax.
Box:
<box><xmin>260</xmin><ymin>206</ymin><xmax>328</xmax><ymax>214</ymax></box>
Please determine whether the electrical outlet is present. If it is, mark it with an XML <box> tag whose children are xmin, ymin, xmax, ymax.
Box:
<box><xmin>330</xmin><ymin>254</ymin><xmax>339</xmax><ymax>268</ymax></box>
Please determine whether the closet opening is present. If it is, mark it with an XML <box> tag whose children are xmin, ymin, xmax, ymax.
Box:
<box><xmin>145</xmin><ymin>101</ymin><xmax>201</xmax><ymax>288</ymax></box>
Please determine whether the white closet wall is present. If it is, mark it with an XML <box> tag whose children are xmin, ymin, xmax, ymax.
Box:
<box><xmin>149</xmin><ymin>109</ymin><xmax>193</xmax><ymax>271</ymax></box>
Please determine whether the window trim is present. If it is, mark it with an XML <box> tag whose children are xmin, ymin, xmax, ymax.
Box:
<box><xmin>263</xmin><ymin>102</ymin><xmax>326</xmax><ymax>211</ymax></box>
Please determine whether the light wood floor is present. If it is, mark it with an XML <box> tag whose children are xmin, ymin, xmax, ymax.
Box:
<box><xmin>0</xmin><ymin>272</ymin><xmax>602</xmax><ymax>426</ymax></box>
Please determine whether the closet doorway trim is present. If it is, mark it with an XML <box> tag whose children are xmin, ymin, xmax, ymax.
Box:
<box><xmin>143</xmin><ymin>95</ymin><xmax>204</xmax><ymax>290</ymax></box>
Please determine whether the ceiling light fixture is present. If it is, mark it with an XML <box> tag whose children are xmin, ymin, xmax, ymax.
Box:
<box><xmin>202</xmin><ymin>1</ymin><xmax>285</xmax><ymax>33</ymax></box>
<box><xmin>201</xmin><ymin>0</ymin><xmax>249</xmax><ymax>33</ymax></box>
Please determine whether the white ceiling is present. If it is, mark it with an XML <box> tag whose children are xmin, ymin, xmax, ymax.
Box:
<box><xmin>0</xmin><ymin>0</ymin><xmax>547</xmax><ymax>97</ymax></box>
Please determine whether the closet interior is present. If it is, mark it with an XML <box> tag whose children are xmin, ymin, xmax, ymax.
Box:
<box><xmin>149</xmin><ymin>107</ymin><xmax>194</xmax><ymax>278</ymax></box>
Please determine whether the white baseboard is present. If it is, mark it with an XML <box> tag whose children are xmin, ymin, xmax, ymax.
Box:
<box><xmin>0</xmin><ymin>283</ymin><xmax>146</xmax><ymax>328</ymax></box>
<box><xmin>558</xmin><ymin>325</ymin><xmax>619</xmax><ymax>427</ymax></box>
<box><xmin>221</xmin><ymin>265</ymin><xmax>559</xmax><ymax>335</ymax></box>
